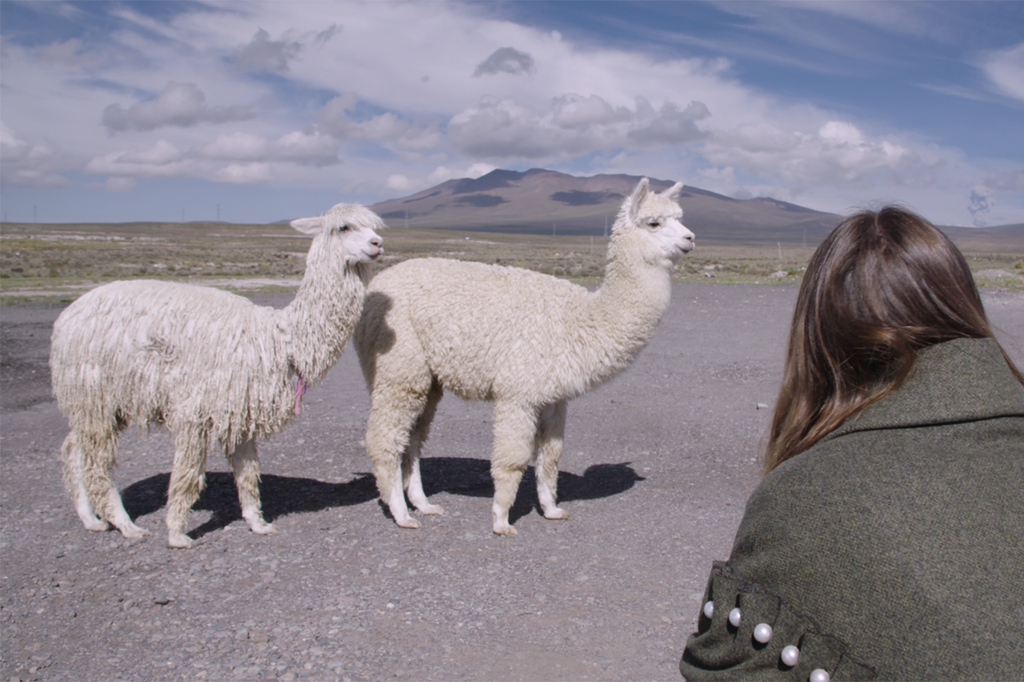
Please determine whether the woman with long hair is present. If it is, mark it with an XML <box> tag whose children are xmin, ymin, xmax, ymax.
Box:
<box><xmin>680</xmin><ymin>206</ymin><xmax>1024</xmax><ymax>681</ymax></box>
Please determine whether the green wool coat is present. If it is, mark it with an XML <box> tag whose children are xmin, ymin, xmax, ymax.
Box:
<box><xmin>680</xmin><ymin>338</ymin><xmax>1024</xmax><ymax>681</ymax></box>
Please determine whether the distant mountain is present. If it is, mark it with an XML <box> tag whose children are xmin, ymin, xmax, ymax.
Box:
<box><xmin>940</xmin><ymin>223</ymin><xmax>1024</xmax><ymax>252</ymax></box>
<box><xmin>370</xmin><ymin>168</ymin><xmax>841</xmax><ymax>245</ymax></box>
<box><xmin>369</xmin><ymin>168</ymin><xmax>1024</xmax><ymax>249</ymax></box>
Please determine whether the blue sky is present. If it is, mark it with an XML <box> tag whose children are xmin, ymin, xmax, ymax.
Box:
<box><xmin>1</xmin><ymin>0</ymin><xmax>1022</xmax><ymax>226</ymax></box>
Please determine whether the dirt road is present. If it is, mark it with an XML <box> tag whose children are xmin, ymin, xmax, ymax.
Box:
<box><xmin>2</xmin><ymin>284</ymin><xmax>1022</xmax><ymax>681</ymax></box>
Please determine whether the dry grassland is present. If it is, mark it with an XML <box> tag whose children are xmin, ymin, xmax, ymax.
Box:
<box><xmin>2</xmin><ymin>221</ymin><xmax>1022</xmax><ymax>303</ymax></box>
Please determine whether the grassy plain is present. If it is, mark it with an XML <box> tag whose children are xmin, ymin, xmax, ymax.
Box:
<box><xmin>2</xmin><ymin>220</ymin><xmax>1022</xmax><ymax>303</ymax></box>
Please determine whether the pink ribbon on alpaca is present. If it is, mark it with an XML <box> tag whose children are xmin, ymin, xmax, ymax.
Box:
<box><xmin>294</xmin><ymin>375</ymin><xmax>307</xmax><ymax>414</ymax></box>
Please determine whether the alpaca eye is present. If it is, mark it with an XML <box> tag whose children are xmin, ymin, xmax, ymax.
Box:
<box><xmin>647</xmin><ymin>220</ymin><xmax>661</xmax><ymax>228</ymax></box>
<box><xmin>337</xmin><ymin>224</ymin><xmax>350</xmax><ymax>233</ymax></box>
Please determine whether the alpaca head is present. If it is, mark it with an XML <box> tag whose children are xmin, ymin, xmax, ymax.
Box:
<box><xmin>291</xmin><ymin>203</ymin><xmax>385</xmax><ymax>282</ymax></box>
<box><xmin>614</xmin><ymin>178</ymin><xmax>695</xmax><ymax>267</ymax></box>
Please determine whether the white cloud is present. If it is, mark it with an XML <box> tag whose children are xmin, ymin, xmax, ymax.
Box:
<box><xmin>214</xmin><ymin>163</ymin><xmax>273</xmax><ymax>184</ymax></box>
<box><xmin>0</xmin><ymin>1</ymin><xmax>1020</xmax><ymax>224</ymax></box>
<box><xmin>201</xmin><ymin>132</ymin><xmax>271</xmax><ymax>161</ymax></box>
<box><xmin>981</xmin><ymin>42</ymin><xmax>1024</xmax><ymax>102</ymax></box>
<box><xmin>429</xmin><ymin>163</ymin><xmax>496</xmax><ymax>184</ymax></box>
<box><xmin>986</xmin><ymin>167</ymin><xmax>1024</xmax><ymax>192</ymax></box>
<box><xmin>270</xmin><ymin>130</ymin><xmax>338</xmax><ymax>166</ymax></box>
<box><xmin>386</xmin><ymin>174</ymin><xmax>416</xmax><ymax>192</ymax></box>
<box><xmin>0</xmin><ymin>122</ymin><xmax>73</xmax><ymax>187</ymax></box>
<box><xmin>383</xmin><ymin>163</ymin><xmax>496</xmax><ymax>197</ymax></box>
<box><xmin>473</xmin><ymin>47</ymin><xmax>536</xmax><ymax>77</ymax></box>
<box><xmin>118</xmin><ymin>139</ymin><xmax>185</xmax><ymax>165</ymax></box>
<box><xmin>102</xmin><ymin>82</ymin><xmax>254</xmax><ymax>132</ymax></box>
<box><xmin>231</xmin><ymin>25</ymin><xmax>340</xmax><ymax>73</ymax></box>
<box><xmin>106</xmin><ymin>176</ymin><xmax>137</xmax><ymax>192</ymax></box>
<box><xmin>447</xmin><ymin>95</ymin><xmax>711</xmax><ymax>159</ymax></box>
<box><xmin>701</xmin><ymin>120</ymin><xmax>914</xmax><ymax>189</ymax></box>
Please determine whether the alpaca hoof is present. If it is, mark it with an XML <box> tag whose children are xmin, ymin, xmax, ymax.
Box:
<box><xmin>543</xmin><ymin>507</ymin><xmax>569</xmax><ymax>520</ymax></box>
<box><xmin>493</xmin><ymin>523</ymin><xmax>518</xmax><ymax>537</ymax></box>
<box><xmin>418</xmin><ymin>503</ymin><xmax>445</xmax><ymax>516</ymax></box>
<box><xmin>396</xmin><ymin>516</ymin><xmax>422</xmax><ymax>529</ymax></box>
<box><xmin>119</xmin><ymin>524</ymin><xmax>151</xmax><ymax>540</ymax></box>
<box><xmin>167</xmin><ymin>532</ymin><xmax>193</xmax><ymax>549</ymax></box>
<box><xmin>83</xmin><ymin>518</ymin><xmax>111</xmax><ymax>532</ymax></box>
<box><xmin>248</xmin><ymin>520</ymin><xmax>277</xmax><ymax>535</ymax></box>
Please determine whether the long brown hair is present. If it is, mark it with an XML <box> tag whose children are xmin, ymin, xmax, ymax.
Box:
<box><xmin>765</xmin><ymin>205</ymin><xmax>1023</xmax><ymax>474</ymax></box>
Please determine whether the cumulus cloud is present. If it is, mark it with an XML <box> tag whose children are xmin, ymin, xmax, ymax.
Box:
<box><xmin>270</xmin><ymin>129</ymin><xmax>339</xmax><ymax>166</ymax></box>
<box><xmin>473</xmin><ymin>47</ymin><xmax>536</xmax><ymax>77</ymax></box>
<box><xmin>318</xmin><ymin>96</ymin><xmax>439</xmax><ymax>151</ymax></box>
<box><xmin>102</xmin><ymin>82</ymin><xmax>254</xmax><ymax>132</ymax></box>
<box><xmin>985</xmin><ymin>167</ymin><xmax>1024</xmax><ymax>192</ymax></box>
<box><xmin>551</xmin><ymin>94</ymin><xmax>632</xmax><ymax>130</ymax></box>
<box><xmin>200</xmin><ymin>132</ymin><xmax>271</xmax><ymax>161</ymax></box>
<box><xmin>968</xmin><ymin>186</ymin><xmax>994</xmax><ymax>227</ymax></box>
<box><xmin>980</xmin><ymin>42</ymin><xmax>1024</xmax><ymax>102</ymax></box>
<box><xmin>386</xmin><ymin>174</ymin><xmax>416</xmax><ymax>192</ymax></box>
<box><xmin>86</xmin><ymin>140</ymin><xmax>195</xmax><ymax>178</ymax></box>
<box><xmin>214</xmin><ymin>163</ymin><xmax>273</xmax><ymax>184</ymax></box>
<box><xmin>232</xmin><ymin>25</ymin><xmax>340</xmax><ymax>73</ymax></box>
<box><xmin>702</xmin><ymin>120</ymin><xmax>913</xmax><ymax>188</ymax></box>
<box><xmin>200</xmin><ymin>130</ymin><xmax>338</xmax><ymax>166</ymax></box>
<box><xmin>429</xmin><ymin>163</ymin><xmax>496</xmax><ymax>184</ymax></box>
<box><xmin>628</xmin><ymin>98</ymin><xmax>710</xmax><ymax>146</ymax></box>
<box><xmin>0</xmin><ymin>122</ymin><xmax>72</xmax><ymax>187</ymax></box>
<box><xmin>84</xmin><ymin>127</ymin><xmax>340</xmax><ymax>188</ymax></box>
<box><xmin>234</xmin><ymin>29</ymin><xmax>303</xmax><ymax>72</ymax></box>
<box><xmin>385</xmin><ymin>163</ymin><xmax>496</xmax><ymax>197</ymax></box>
<box><xmin>447</xmin><ymin>94</ymin><xmax>710</xmax><ymax>159</ymax></box>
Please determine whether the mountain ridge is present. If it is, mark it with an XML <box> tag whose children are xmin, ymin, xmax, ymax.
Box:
<box><xmin>369</xmin><ymin>168</ymin><xmax>1022</xmax><ymax>249</ymax></box>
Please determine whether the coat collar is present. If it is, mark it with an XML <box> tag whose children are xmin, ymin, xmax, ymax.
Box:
<box><xmin>824</xmin><ymin>337</ymin><xmax>1024</xmax><ymax>441</ymax></box>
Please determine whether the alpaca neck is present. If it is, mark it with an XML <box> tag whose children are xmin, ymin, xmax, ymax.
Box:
<box><xmin>571</xmin><ymin>227</ymin><xmax>674</xmax><ymax>383</ymax></box>
<box><xmin>593</xmin><ymin>228</ymin><xmax>673</xmax><ymax>341</ymax></box>
<box><xmin>282</xmin><ymin>245</ymin><xmax>368</xmax><ymax>385</ymax></box>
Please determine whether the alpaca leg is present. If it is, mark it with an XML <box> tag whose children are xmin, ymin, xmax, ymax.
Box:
<box><xmin>404</xmin><ymin>380</ymin><xmax>444</xmax><ymax>516</ymax></box>
<box><xmin>165</xmin><ymin>426</ymin><xmax>209</xmax><ymax>548</ymax></box>
<box><xmin>74</xmin><ymin>428</ymin><xmax>150</xmax><ymax>539</ymax></box>
<box><xmin>61</xmin><ymin>431</ymin><xmax>110</xmax><ymax>532</ymax></box>
<box><xmin>227</xmin><ymin>438</ymin><xmax>275</xmax><ymax>535</ymax></box>
<box><xmin>490</xmin><ymin>402</ymin><xmax>539</xmax><ymax>536</ymax></box>
<box><xmin>366</xmin><ymin>387</ymin><xmax>429</xmax><ymax>529</ymax></box>
<box><xmin>535</xmin><ymin>401</ymin><xmax>569</xmax><ymax>521</ymax></box>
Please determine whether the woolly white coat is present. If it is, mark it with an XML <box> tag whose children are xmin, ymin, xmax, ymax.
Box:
<box><xmin>356</xmin><ymin>178</ymin><xmax>693</xmax><ymax>535</ymax></box>
<box><xmin>51</xmin><ymin>203</ymin><xmax>384</xmax><ymax>547</ymax></box>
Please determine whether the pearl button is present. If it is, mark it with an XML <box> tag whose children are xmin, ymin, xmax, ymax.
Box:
<box><xmin>810</xmin><ymin>670</ymin><xmax>831</xmax><ymax>682</ymax></box>
<box><xmin>780</xmin><ymin>644</ymin><xmax>800</xmax><ymax>667</ymax></box>
<box><xmin>703</xmin><ymin>601</ymin><xmax>714</xmax><ymax>619</ymax></box>
<box><xmin>753</xmin><ymin>622</ymin><xmax>772</xmax><ymax>643</ymax></box>
<box><xmin>728</xmin><ymin>607</ymin><xmax>741</xmax><ymax>628</ymax></box>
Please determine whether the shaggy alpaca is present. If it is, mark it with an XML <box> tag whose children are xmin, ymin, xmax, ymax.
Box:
<box><xmin>50</xmin><ymin>204</ymin><xmax>384</xmax><ymax>548</ymax></box>
<box><xmin>355</xmin><ymin>178</ymin><xmax>693</xmax><ymax>535</ymax></box>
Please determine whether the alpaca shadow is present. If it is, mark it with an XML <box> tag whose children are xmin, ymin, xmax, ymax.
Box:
<box><xmin>120</xmin><ymin>471</ymin><xmax>377</xmax><ymax>541</ymax></box>
<box><xmin>417</xmin><ymin>457</ymin><xmax>645</xmax><ymax>525</ymax></box>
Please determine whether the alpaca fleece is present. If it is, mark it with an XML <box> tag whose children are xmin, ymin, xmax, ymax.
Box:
<box><xmin>50</xmin><ymin>203</ymin><xmax>384</xmax><ymax>548</ymax></box>
<box><xmin>355</xmin><ymin>178</ymin><xmax>694</xmax><ymax>535</ymax></box>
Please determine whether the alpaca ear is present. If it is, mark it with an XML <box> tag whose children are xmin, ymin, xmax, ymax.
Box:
<box><xmin>661</xmin><ymin>182</ymin><xmax>684</xmax><ymax>202</ymax></box>
<box><xmin>290</xmin><ymin>216</ymin><xmax>324</xmax><ymax>235</ymax></box>
<box><xmin>628</xmin><ymin>178</ymin><xmax>651</xmax><ymax>222</ymax></box>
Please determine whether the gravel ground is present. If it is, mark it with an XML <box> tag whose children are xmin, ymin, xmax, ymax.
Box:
<box><xmin>2</xmin><ymin>283</ymin><xmax>1022</xmax><ymax>682</ymax></box>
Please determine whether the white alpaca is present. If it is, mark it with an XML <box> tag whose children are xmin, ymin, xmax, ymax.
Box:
<box><xmin>50</xmin><ymin>204</ymin><xmax>384</xmax><ymax>548</ymax></box>
<box><xmin>355</xmin><ymin>178</ymin><xmax>693</xmax><ymax>535</ymax></box>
